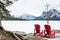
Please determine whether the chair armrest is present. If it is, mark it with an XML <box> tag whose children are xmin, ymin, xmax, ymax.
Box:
<box><xmin>51</xmin><ymin>30</ymin><xmax>55</xmax><ymax>34</ymax></box>
<box><xmin>44</xmin><ymin>30</ymin><xmax>47</xmax><ymax>34</ymax></box>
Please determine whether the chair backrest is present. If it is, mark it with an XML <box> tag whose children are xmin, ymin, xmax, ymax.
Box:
<box><xmin>44</xmin><ymin>24</ymin><xmax>51</xmax><ymax>35</ymax></box>
<box><xmin>34</xmin><ymin>24</ymin><xmax>40</xmax><ymax>33</ymax></box>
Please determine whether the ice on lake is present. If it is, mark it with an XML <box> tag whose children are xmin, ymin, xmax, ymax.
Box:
<box><xmin>1</xmin><ymin>21</ymin><xmax>60</xmax><ymax>33</ymax></box>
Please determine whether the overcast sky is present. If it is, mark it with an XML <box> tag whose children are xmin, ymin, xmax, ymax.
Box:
<box><xmin>7</xmin><ymin>0</ymin><xmax>60</xmax><ymax>17</ymax></box>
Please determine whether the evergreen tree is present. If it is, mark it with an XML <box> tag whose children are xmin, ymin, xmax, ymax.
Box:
<box><xmin>0</xmin><ymin>0</ymin><xmax>18</xmax><ymax>26</ymax></box>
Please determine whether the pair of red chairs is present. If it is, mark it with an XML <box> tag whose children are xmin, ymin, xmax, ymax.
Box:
<box><xmin>34</xmin><ymin>24</ymin><xmax>55</xmax><ymax>38</ymax></box>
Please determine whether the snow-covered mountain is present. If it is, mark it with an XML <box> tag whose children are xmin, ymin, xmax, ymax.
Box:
<box><xmin>14</xmin><ymin>9</ymin><xmax>60</xmax><ymax>20</ymax></box>
<box><xmin>35</xmin><ymin>9</ymin><xmax>60</xmax><ymax>20</ymax></box>
<box><xmin>20</xmin><ymin>14</ymin><xmax>37</xmax><ymax>20</ymax></box>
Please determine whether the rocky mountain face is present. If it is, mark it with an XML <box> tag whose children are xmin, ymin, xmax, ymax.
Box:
<box><xmin>35</xmin><ymin>9</ymin><xmax>60</xmax><ymax>20</ymax></box>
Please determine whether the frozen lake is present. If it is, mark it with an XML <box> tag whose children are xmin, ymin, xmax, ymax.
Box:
<box><xmin>1</xmin><ymin>21</ymin><xmax>60</xmax><ymax>33</ymax></box>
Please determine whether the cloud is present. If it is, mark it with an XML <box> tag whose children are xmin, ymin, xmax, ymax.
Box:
<box><xmin>7</xmin><ymin>0</ymin><xmax>60</xmax><ymax>17</ymax></box>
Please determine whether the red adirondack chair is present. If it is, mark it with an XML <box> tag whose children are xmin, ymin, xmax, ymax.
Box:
<box><xmin>44</xmin><ymin>24</ymin><xmax>55</xmax><ymax>38</ymax></box>
<box><xmin>34</xmin><ymin>24</ymin><xmax>43</xmax><ymax>36</ymax></box>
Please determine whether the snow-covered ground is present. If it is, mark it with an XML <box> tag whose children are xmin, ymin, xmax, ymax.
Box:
<box><xmin>1</xmin><ymin>21</ymin><xmax>60</xmax><ymax>33</ymax></box>
<box><xmin>48</xmin><ymin>33</ymin><xmax>60</xmax><ymax>40</ymax></box>
<box><xmin>1</xmin><ymin>21</ymin><xmax>60</xmax><ymax>40</ymax></box>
